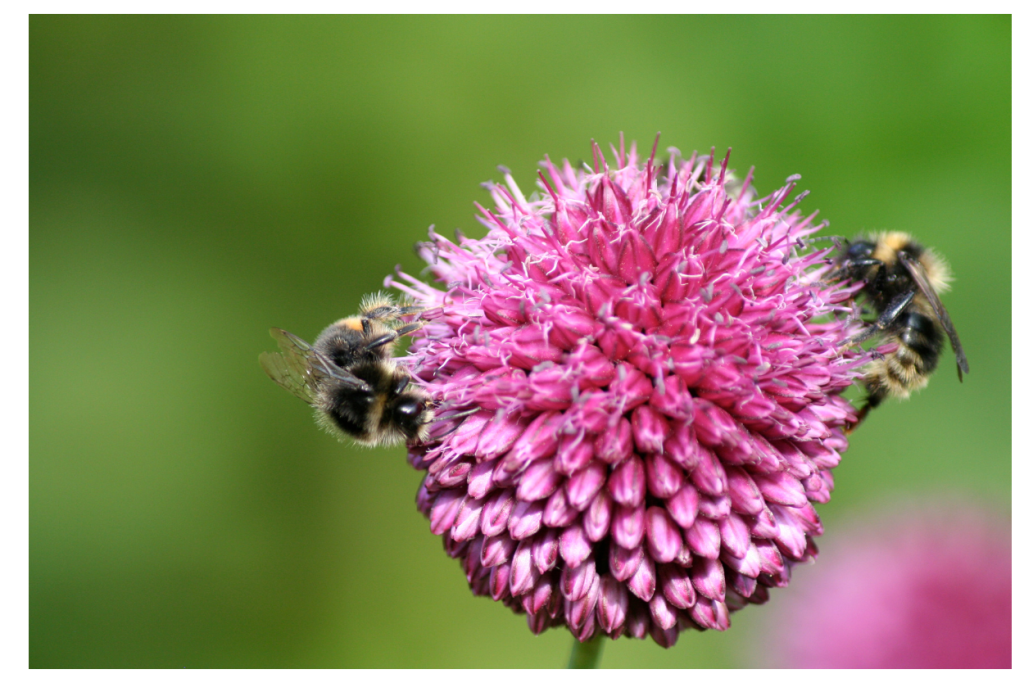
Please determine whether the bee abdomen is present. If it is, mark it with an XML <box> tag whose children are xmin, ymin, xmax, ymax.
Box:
<box><xmin>886</xmin><ymin>350</ymin><xmax>928</xmax><ymax>391</ymax></box>
<box><xmin>318</xmin><ymin>387</ymin><xmax>379</xmax><ymax>442</ymax></box>
<box><xmin>897</xmin><ymin>311</ymin><xmax>943</xmax><ymax>375</ymax></box>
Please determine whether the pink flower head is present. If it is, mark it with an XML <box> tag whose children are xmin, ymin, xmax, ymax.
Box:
<box><xmin>388</xmin><ymin>137</ymin><xmax>866</xmax><ymax>647</ymax></box>
<box><xmin>764</xmin><ymin>502</ymin><xmax>1011</xmax><ymax>668</ymax></box>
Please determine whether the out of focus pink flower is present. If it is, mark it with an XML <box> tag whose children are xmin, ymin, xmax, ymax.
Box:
<box><xmin>765</xmin><ymin>502</ymin><xmax>1011</xmax><ymax>668</ymax></box>
<box><xmin>388</xmin><ymin>138</ymin><xmax>867</xmax><ymax>647</ymax></box>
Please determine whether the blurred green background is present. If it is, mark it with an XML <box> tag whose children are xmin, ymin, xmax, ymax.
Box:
<box><xmin>30</xmin><ymin>16</ymin><xmax>1010</xmax><ymax>668</ymax></box>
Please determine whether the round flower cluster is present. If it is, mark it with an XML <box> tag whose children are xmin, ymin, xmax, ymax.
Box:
<box><xmin>388</xmin><ymin>139</ymin><xmax>865</xmax><ymax>647</ymax></box>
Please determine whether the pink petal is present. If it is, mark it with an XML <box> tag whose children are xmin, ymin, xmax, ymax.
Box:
<box><xmin>659</xmin><ymin>562</ymin><xmax>697</xmax><ymax>609</ymax></box>
<box><xmin>627</xmin><ymin>552</ymin><xmax>656</xmax><ymax>602</ymax></box>
<box><xmin>430</xmin><ymin>489</ymin><xmax>466</xmax><ymax>536</ymax></box>
<box><xmin>645</xmin><ymin>506</ymin><xmax>683</xmax><ymax>563</ymax></box>
<box><xmin>665</xmin><ymin>481</ymin><xmax>700</xmax><ymax>529</ymax></box>
<box><xmin>608</xmin><ymin>455</ymin><xmax>645</xmax><ymax>507</ymax></box>
<box><xmin>565</xmin><ymin>461</ymin><xmax>606</xmax><ymax>510</ymax></box>
<box><xmin>583</xmin><ymin>489</ymin><xmax>612</xmax><ymax>542</ymax></box>
<box><xmin>645</xmin><ymin>454</ymin><xmax>683</xmax><ymax>499</ymax></box>
<box><xmin>611</xmin><ymin>503</ymin><xmax>646</xmax><ymax>550</ymax></box>
<box><xmin>684</xmin><ymin>515</ymin><xmax>721</xmax><ymax>559</ymax></box>
<box><xmin>597</xmin><ymin>575</ymin><xmax>629</xmax><ymax>633</ymax></box>
<box><xmin>559</xmin><ymin>522</ymin><xmax>593</xmax><ymax>569</ymax></box>
<box><xmin>507</xmin><ymin>499</ymin><xmax>544</xmax><ymax>540</ymax></box>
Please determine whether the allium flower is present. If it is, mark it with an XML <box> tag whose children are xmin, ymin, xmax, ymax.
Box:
<box><xmin>387</xmin><ymin>138</ymin><xmax>866</xmax><ymax>647</ymax></box>
<box><xmin>763</xmin><ymin>502</ymin><xmax>1011</xmax><ymax>668</ymax></box>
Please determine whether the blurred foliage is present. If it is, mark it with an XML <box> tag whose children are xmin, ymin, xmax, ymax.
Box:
<box><xmin>30</xmin><ymin>15</ymin><xmax>1009</xmax><ymax>668</ymax></box>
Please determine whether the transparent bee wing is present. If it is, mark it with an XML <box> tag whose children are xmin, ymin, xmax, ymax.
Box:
<box><xmin>899</xmin><ymin>252</ymin><xmax>970</xmax><ymax>381</ymax></box>
<box><xmin>308</xmin><ymin>349</ymin><xmax>374</xmax><ymax>392</ymax></box>
<box><xmin>259</xmin><ymin>350</ymin><xmax>317</xmax><ymax>404</ymax></box>
<box><xmin>260</xmin><ymin>328</ymin><xmax>372</xmax><ymax>403</ymax></box>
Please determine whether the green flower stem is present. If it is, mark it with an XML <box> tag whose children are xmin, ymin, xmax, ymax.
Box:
<box><xmin>567</xmin><ymin>636</ymin><xmax>604</xmax><ymax>669</ymax></box>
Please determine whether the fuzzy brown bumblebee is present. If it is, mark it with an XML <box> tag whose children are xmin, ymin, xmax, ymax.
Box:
<box><xmin>833</xmin><ymin>232</ymin><xmax>969</xmax><ymax>430</ymax></box>
<box><xmin>260</xmin><ymin>294</ymin><xmax>434</xmax><ymax>446</ymax></box>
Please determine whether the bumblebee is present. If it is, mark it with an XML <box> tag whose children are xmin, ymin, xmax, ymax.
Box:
<box><xmin>834</xmin><ymin>232</ymin><xmax>969</xmax><ymax>429</ymax></box>
<box><xmin>260</xmin><ymin>293</ymin><xmax>434</xmax><ymax>446</ymax></box>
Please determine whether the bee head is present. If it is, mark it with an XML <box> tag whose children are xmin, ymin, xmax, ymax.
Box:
<box><xmin>389</xmin><ymin>391</ymin><xmax>434</xmax><ymax>442</ymax></box>
<box><xmin>832</xmin><ymin>238</ymin><xmax>882</xmax><ymax>282</ymax></box>
<box><xmin>845</xmin><ymin>240</ymin><xmax>876</xmax><ymax>261</ymax></box>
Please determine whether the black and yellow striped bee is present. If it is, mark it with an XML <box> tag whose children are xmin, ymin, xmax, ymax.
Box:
<box><xmin>260</xmin><ymin>294</ymin><xmax>434</xmax><ymax>446</ymax></box>
<box><xmin>835</xmin><ymin>232</ymin><xmax>969</xmax><ymax>429</ymax></box>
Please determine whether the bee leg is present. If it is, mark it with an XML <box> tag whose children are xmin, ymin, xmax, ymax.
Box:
<box><xmin>365</xmin><ymin>321</ymin><xmax>424</xmax><ymax>351</ymax></box>
<box><xmin>365</xmin><ymin>331</ymin><xmax>397</xmax><ymax>351</ymax></box>
<box><xmin>394</xmin><ymin>321</ymin><xmax>424</xmax><ymax>338</ymax></box>
<box><xmin>874</xmin><ymin>288</ymin><xmax>917</xmax><ymax>329</ymax></box>
<box><xmin>828</xmin><ymin>256</ymin><xmax>884</xmax><ymax>280</ymax></box>
<box><xmin>839</xmin><ymin>323</ymin><xmax>881</xmax><ymax>349</ymax></box>
<box><xmin>846</xmin><ymin>403</ymin><xmax>873</xmax><ymax>432</ymax></box>
<box><xmin>846</xmin><ymin>382</ymin><xmax>887</xmax><ymax>432</ymax></box>
<box><xmin>846</xmin><ymin>408</ymin><xmax>866</xmax><ymax>432</ymax></box>
<box><xmin>393</xmin><ymin>375</ymin><xmax>411</xmax><ymax>394</ymax></box>
<box><xmin>846</xmin><ymin>258</ymin><xmax>885</xmax><ymax>269</ymax></box>
<box><xmin>839</xmin><ymin>288</ymin><xmax>916</xmax><ymax>349</ymax></box>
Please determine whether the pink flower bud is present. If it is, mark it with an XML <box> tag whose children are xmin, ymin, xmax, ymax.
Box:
<box><xmin>509</xmin><ymin>538</ymin><xmax>537</xmax><ymax>597</ymax></box>
<box><xmin>644</xmin><ymin>454</ymin><xmax>683</xmax><ymax>499</ymax></box>
<box><xmin>554</xmin><ymin>433</ymin><xmax>595</xmax><ymax>476</ymax></box>
<box><xmin>645</xmin><ymin>506</ymin><xmax>683</xmax><ymax>564</ymax></box>
<box><xmin>756</xmin><ymin>471</ymin><xmax>809</xmax><ymax>507</ymax></box>
<box><xmin>719</xmin><ymin>512</ymin><xmax>752</xmax><ymax>559</ymax></box>
<box><xmin>659</xmin><ymin>563</ymin><xmax>697</xmax><ymax>609</ymax></box>
<box><xmin>515</xmin><ymin>458</ymin><xmax>560</xmax><ymax>502</ymax></box>
<box><xmin>583</xmin><ymin>489</ymin><xmax>612</xmax><ymax>542</ymax></box>
<box><xmin>480</xmin><ymin>488</ymin><xmax>515</xmax><ymax>537</ymax></box>
<box><xmin>649</xmin><ymin>375</ymin><xmax>694</xmax><ymax>420</ymax></box>
<box><xmin>565</xmin><ymin>462</ymin><xmax>606</xmax><ymax>511</ymax></box>
<box><xmin>691</xmin><ymin>556</ymin><xmax>726</xmax><ymax>602</ymax></box>
<box><xmin>627</xmin><ymin>552</ymin><xmax>656</xmax><ymax>602</ymax></box>
<box><xmin>480</xmin><ymin>533</ymin><xmax>516</xmax><ymax>568</ymax></box>
<box><xmin>531</xmin><ymin>527</ymin><xmax>560</xmax><ymax>574</ymax></box>
<box><xmin>507</xmin><ymin>500</ymin><xmax>544</xmax><ymax>541</ymax></box>
<box><xmin>542</xmin><ymin>486</ymin><xmax>579</xmax><ymax>528</ymax></box>
<box><xmin>608</xmin><ymin>542</ymin><xmax>644</xmax><ymax>582</ymax></box>
<box><xmin>649</xmin><ymin>593</ymin><xmax>678</xmax><ymax>630</ymax></box>
<box><xmin>697</xmin><ymin>493</ymin><xmax>731</xmax><ymax>520</ymax></box>
<box><xmin>430</xmin><ymin>489</ymin><xmax>465</xmax><ymax>536</ymax></box>
<box><xmin>451</xmin><ymin>495</ymin><xmax>485</xmax><ymax>542</ymax></box>
<box><xmin>630</xmin><ymin>405</ymin><xmax>670</xmax><ymax>453</ymax></box>
<box><xmin>594</xmin><ymin>417</ymin><xmax>633</xmax><ymax>464</ymax></box>
<box><xmin>558</xmin><ymin>522</ymin><xmax>592</xmax><ymax>569</ymax></box>
<box><xmin>611</xmin><ymin>503</ymin><xmax>646</xmax><ymax>550</ymax></box>
<box><xmin>725</xmin><ymin>466</ymin><xmax>765</xmax><ymax>515</ymax></box>
<box><xmin>597</xmin><ymin>575</ymin><xmax>629</xmax><ymax>634</ymax></box>
<box><xmin>560</xmin><ymin>558</ymin><xmax>596</xmax><ymax>602</ymax></box>
<box><xmin>608</xmin><ymin>455</ymin><xmax>645</xmax><ymax>507</ymax></box>
<box><xmin>685</xmin><ymin>516</ymin><xmax>721</xmax><ymax>559</ymax></box>
<box><xmin>476</xmin><ymin>414</ymin><xmax>526</xmax><ymax>461</ymax></box>
<box><xmin>665</xmin><ymin>482</ymin><xmax>699</xmax><ymax>529</ymax></box>
<box><xmin>489</xmin><ymin>564</ymin><xmax>510</xmax><ymax>601</ymax></box>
